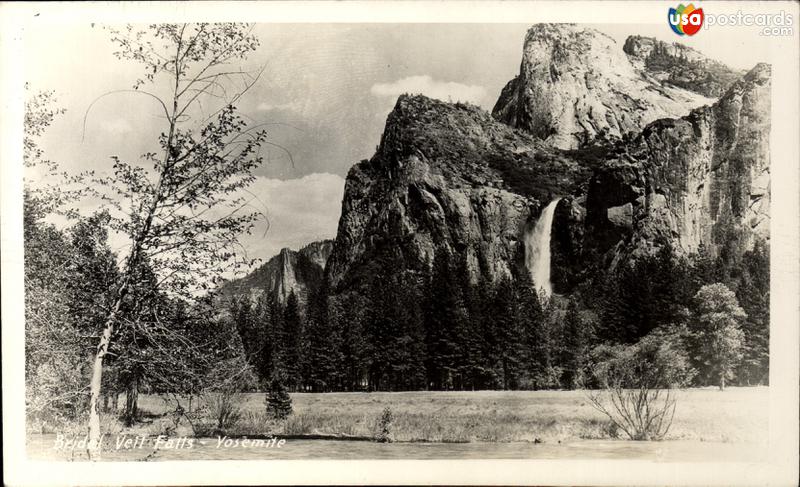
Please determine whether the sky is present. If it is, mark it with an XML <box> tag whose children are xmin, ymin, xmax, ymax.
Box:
<box><xmin>23</xmin><ymin>22</ymin><xmax>773</xmax><ymax>265</ymax></box>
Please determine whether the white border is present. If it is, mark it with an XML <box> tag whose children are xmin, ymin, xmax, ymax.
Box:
<box><xmin>2</xmin><ymin>2</ymin><xmax>798</xmax><ymax>485</ymax></box>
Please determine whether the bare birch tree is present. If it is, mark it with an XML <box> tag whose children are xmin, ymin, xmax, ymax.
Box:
<box><xmin>82</xmin><ymin>23</ymin><xmax>268</xmax><ymax>459</ymax></box>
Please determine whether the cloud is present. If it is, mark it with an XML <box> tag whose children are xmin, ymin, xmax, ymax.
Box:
<box><xmin>103</xmin><ymin>118</ymin><xmax>133</xmax><ymax>135</ymax></box>
<box><xmin>238</xmin><ymin>172</ymin><xmax>346</xmax><ymax>263</ymax></box>
<box><xmin>370</xmin><ymin>75</ymin><xmax>488</xmax><ymax>107</ymax></box>
<box><xmin>256</xmin><ymin>101</ymin><xmax>300</xmax><ymax>113</ymax></box>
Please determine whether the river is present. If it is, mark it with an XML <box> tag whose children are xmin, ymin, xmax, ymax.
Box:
<box><xmin>27</xmin><ymin>434</ymin><xmax>765</xmax><ymax>462</ymax></box>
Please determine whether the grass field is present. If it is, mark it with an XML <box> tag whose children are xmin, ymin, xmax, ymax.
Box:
<box><xmin>131</xmin><ymin>387</ymin><xmax>768</xmax><ymax>444</ymax></box>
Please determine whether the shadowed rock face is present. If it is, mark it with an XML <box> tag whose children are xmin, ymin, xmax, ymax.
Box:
<box><xmin>219</xmin><ymin>240</ymin><xmax>334</xmax><ymax>305</ymax></box>
<box><xmin>325</xmin><ymin>95</ymin><xmax>583</xmax><ymax>291</ymax></box>
<box><xmin>581</xmin><ymin>63</ymin><xmax>770</xmax><ymax>268</ymax></box>
<box><xmin>492</xmin><ymin>24</ymin><xmax>740</xmax><ymax>149</ymax></box>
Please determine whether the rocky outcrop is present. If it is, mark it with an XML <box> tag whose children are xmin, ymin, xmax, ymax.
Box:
<box><xmin>492</xmin><ymin>24</ymin><xmax>730</xmax><ymax>149</ymax></box>
<box><xmin>219</xmin><ymin>240</ymin><xmax>334</xmax><ymax>305</ymax></box>
<box><xmin>325</xmin><ymin>95</ymin><xmax>587</xmax><ymax>291</ymax></box>
<box><xmin>581</xmin><ymin>63</ymin><xmax>771</xmax><ymax>267</ymax></box>
<box><xmin>623</xmin><ymin>36</ymin><xmax>744</xmax><ymax>98</ymax></box>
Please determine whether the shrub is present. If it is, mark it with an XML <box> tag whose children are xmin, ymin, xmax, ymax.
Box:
<box><xmin>206</xmin><ymin>392</ymin><xmax>243</xmax><ymax>431</ymax></box>
<box><xmin>200</xmin><ymin>357</ymin><xmax>256</xmax><ymax>432</ymax></box>
<box><xmin>587</xmin><ymin>329</ymin><xmax>695</xmax><ymax>440</ymax></box>
<box><xmin>375</xmin><ymin>407</ymin><xmax>394</xmax><ymax>443</ymax></box>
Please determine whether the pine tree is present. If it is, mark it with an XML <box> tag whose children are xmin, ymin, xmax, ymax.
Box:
<box><xmin>512</xmin><ymin>269</ymin><xmax>544</xmax><ymax>390</ymax></box>
<box><xmin>734</xmin><ymin>239</ymin><xmax>769</xmax><ymax>385</ymax></box>
<box><xmin>491</xmin><ymin>276</ymin><xmax>524</xmax><ymax>389</ymax></box>
<box><xmin>304</xmin><ymin>281</ymin><xmax>342</xmax><ymax>392</ymax></box>
<box><xmin>332</xmin><ymin>292</ymin><xmax>369</xmax><ymax>391</ymax></box>
<box><xmin>280</xmin><ymin>291</ymin><xmax>303</xmax><ymax>390</ymax></box>
<box><xmin>423</xmin><ymin>253</ymin><xmax>466</xmax><ymax>390</ymax></box>
<box><xmin>253</xmin><ymin>293</ymin><xmax>274</xmax><ymax>384</ymax></box>
<box><xmin>599</xmin><ymin>243</ymin><xmax>692</xmax><ymax>343</ymax></box>
<box><xmin>460</xmin><ymin>267</ymin><xmax>491</xmax><ymax>390</ymax></box>
<box><xmin>387</xmin><ymin>272</ymin><xmax>427</xmax><ymax>390</ymax></box>
<box><xmin>265</xmin><ymin>371</ymin><xmax>293</xmax><ymax>420</ymax></box>
<box><xmin>559</xmin><ymin>298</ymin><xmax>594</xmax><ymax>389</ymax></box>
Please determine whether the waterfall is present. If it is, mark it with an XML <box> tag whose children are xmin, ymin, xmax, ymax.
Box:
<box><xmin>524</xmin><ymin>198</ymin><xmax>561</xmax><ymax>297</ymax></box>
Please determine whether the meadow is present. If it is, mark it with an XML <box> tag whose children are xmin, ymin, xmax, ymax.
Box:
<box><xmin>130</xmin><ymin>387</ymin><xmax>768</xmax><ymax>444</ymax></box>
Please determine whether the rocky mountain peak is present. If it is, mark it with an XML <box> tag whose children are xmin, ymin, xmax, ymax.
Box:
<box><xmin>219</xmin><ymin>239</ymin><xmax>333</xmax><ymax>305</ymax></box>
<box><xmin>492</xmin><ymin>24</ymin><xmax>727</xmax><ymax>149</ymax></box>
<box><xmin>623</xmin><ymin>35</ymin><xmax>744</xmax><ymax>98</ymax></box>
<box><xmin>325</xmin><ymin>94</ymin><xmax>573</xmax><ymax>291</ymax></box>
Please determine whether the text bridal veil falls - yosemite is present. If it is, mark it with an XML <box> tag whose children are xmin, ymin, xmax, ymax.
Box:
<box><xmin>525</xmin><ymin>198</ymin><xmax>561</xmax><ymax>297</ymax></box>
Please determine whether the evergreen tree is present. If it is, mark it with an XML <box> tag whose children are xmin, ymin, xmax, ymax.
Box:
<box><xmin>598</xmin><ymin>243</ymin><xmax>692</xmax><ymax>343</ymax></box>
<box><xmin>460</xmin><ymin>268</ymin><xmax>492</xmax><ymax>390</ymax></box>
<box><xmin>531</xmin><ymin>291</ymin><xmax>562</xmax><ymax>389</ymax></box>
<box><xmin>253</xmin><ymin>293</ymin><xmax>274</xmax><ymax>384</ymax></box>
<box><xmin>691</xmin><ymin>242</ymin><xmax>722</xmax><ymax>288</ymax></box>
<box><xmin>263</xmin><ymin>292</ymin><xmax>282</xmax><ymax>382</ymax></box>
<box><xmin>423</xmin><ymin>253</ymin><xmax>467</xmax><ymax>390</ymax></box>
<box><xmin>331</xmin><ymin>292</ymin><xmax>369</xmax><ymax>391</ymax></box>
<box><xmin>389</xmin><ymin>272</ymin><xmax>427</xmax><ymax>390</ymax></box>
<box><xmin>279</xmin><ymin>291</ymin><xmax>303</xmax><ymax>390</ymax></box>
<box><xmin>265</xmin><ymin>371</ymin><xmax>293</xmax><ymax>420</ymax></box>
<box><xmin>490</xmin><ymin>276</ymin><xmax>524</xmax><ymax>389</ymax></box>
<box><xmin>512</xmin><ymin>269</ymin><xmax>548</xmax><ymax>390</ymax></box>
<box><xmin>734</xmin><ymin>240</ymin><xmax>769</xmax><ymax>385</ymax></box>
<box><xmin>304</xmin><ymin>281</ymin><xmax>343</xmax><ymax>392</ymax></box>
<box><xmin>559</xmin><ymin>298</ymin><xmax>594</xmax><ymax>389</ymax></box>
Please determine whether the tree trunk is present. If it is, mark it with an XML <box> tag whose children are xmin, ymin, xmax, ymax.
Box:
<box><xmin>87</xmin><ymin>321</ymin><xmax>114</xmax><ymax>459</ymax></box>
<box><xmin>719</xmin><ymin>374</ymin><xmax>726</xmax><ymax>391</ymax></box>
<box><xmin>125</xmin><ymin>376</ymin><xmax>139</xmax><ymax>425</ymax></box>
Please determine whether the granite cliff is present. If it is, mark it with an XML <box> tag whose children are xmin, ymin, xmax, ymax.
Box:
<box><xmin>228</xmin><ymin>24</ymin><xmax>769</xmax><ymax>301</ymax></box>
<box><xmin>326</xmin><ymin>24</ymin><xmax>769</xmax><ymax>295</ymax></box>
<box><xmin>220</xmin><ymin>240</ymin><xmax>333</xmax><ymax>305</ymax></box>
<box><xmin>324</xmin><ymin>95</ymin><xmax>587</xmax><ymax>291</ymax></box>
<box><xmin>578</xmin><ymin>63</ymin><xmax>771</xmax><ymax>271</ymax></box>
<box><xmin>492</xmin><ymin>25</ymin><xmax>742</xmax><ymax>149</ymax></box>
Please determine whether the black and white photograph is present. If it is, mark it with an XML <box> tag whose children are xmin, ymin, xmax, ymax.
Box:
<box><xmin>2</xmin><ymin>1</ymin><xmax>798</xmax><ymax>485</ymax></box>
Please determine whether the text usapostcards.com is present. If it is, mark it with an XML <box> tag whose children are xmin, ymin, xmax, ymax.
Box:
<box><xmin>54</xmin><ymin>434</ymin><xmax>287</xmax><ymax>450</ymax></box>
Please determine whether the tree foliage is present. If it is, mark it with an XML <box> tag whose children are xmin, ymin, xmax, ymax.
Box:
<box><xmin>588</xmin><ymin>329</ymin><xmax>695</xmax><ymax>440</ymax></box>
<box><xmin>691</xmin><ymin>283</ymin><xmax>746</xmax><ymax>390</ymax></box>
<box><xmin>265</xmin><ymin>371</ymin><xmax>293</xmax><ymax>420</ymax></box>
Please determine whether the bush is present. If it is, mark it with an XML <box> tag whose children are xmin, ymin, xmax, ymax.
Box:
<box><xmin>199</xmin><ymin>357</ymin><xmax>256</xmax><ymax>432</ymax></box>
<box><xmin>375</xmin><ymin>407</ymin><xmax>394</xmax><ymax>443</ymax></box>
<box><xmin>206</xmin><ymin>392</ymin><xmax>243</xmax><ymax>431</ymax></box>
<box><xmin>587</xmin><ymin>328</ymin><xmax>695</xmax><ymax>440</ymax></box>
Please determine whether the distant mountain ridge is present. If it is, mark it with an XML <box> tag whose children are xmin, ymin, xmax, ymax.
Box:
<box><xmin>219</xmin><ymin>240</ymin><xmax>333</xmax><ymax>305</ymax></box>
